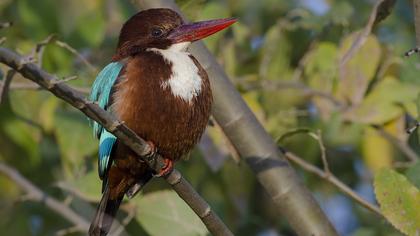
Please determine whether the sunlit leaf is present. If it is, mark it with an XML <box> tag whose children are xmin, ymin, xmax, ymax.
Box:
<box><xmin>54</xmin><ymin>109</ymin><xmax>97</xmax><ymax>168</ymax></box>
<box><xmin>260</xmin><ymin>24</ymin><xmax>292</xmax><ymax>80</ymax></box>
<box><xmin>305</xmin><ymin>42</ymin><xmax>339</xmax><ymax>120</ymax></box>
<box><xmin>337</xmin><ymin>33</ymin><xmax>381</xmax><ymax>105</ymax></box>
<box><xmin>345</xmin><ymin>78</ymin><xmax>420</xmax><ymax>124</ymax></box>
<box><xmin>75</xmin><ymin>11</ymin><xmax>106</xmax><ymax>46</ymax></box>
<box><xmin>176</xmin><ymin>0</ymin><xmax>206</xmax><ymax>21</ymax></box>
<box><xmin>243</xmin><ymin>91</ymin><xmax>265</xmax><ymax>124</ymax></box>
<box><xmin>362</xmin><ymin>126</ymin><xmax>392</xmax><ymax>174</ymax></box>
<box><xmin>9</xmin><ymin>90</ymin><xmax>48</xmax><ymax>122</ymax></box>
<box><xmin>374</xmin><ymin>169</ymin><xmax>420</xmax><ymax>235</ymax></box>
<box><xmin>135</xmin><ymin>190</ymin><xmax>208</xmax><ymax>236</ymax></box>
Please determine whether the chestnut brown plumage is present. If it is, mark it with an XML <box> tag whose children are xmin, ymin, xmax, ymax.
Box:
<box><xmin>88</xmin><ymin>8</ymin><xmax>235</xmax><ymax>236</ymax></box>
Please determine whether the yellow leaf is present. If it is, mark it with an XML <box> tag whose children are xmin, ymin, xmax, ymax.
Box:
<box><xmin>362</xmin><ymin>127</ymin><xmax>392</xmax><ymax>173</ymax></box>
<box><xmin>337</xmin><ymin>33</ymin><xmax>381</xmax><ymax>105</ymax></box>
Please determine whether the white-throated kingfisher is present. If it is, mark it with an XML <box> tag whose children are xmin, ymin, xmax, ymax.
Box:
<box><xmin>88</xmin><ymin>8</ymin><xmax>236</xmax><ymax>236</ymax></box>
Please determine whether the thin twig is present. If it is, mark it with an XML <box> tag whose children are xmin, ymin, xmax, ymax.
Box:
<box><xmin>406</xmin><ymin>121</ymin><xmax>420</xmax><ymax>134</ymax></box>
<box><xmin>414</xmin><ymin>0</ymin><xmax>420</xmax><ymax>47</ymax></box>
<box><xmin>0</xmin><ymin>47</ymin><xmax>233</xmax><ymax>236</ymax></box>
<box><xmin>278</xmin><ymin>128</ymin><xmax>330</xmax><ymax>174</ymax></box>
<box><xmin>238</xmin><ymin>80</ymin><xmax>343</xmax><ymax>107</ymax></box>
<box><xmin>0</xmin><ymin>21</ymin><xmax>12</xmax><ymax>29</ymax></box>
<box><xmin>392</xmin><ymin>161</ymin><xmax>416</xmax><ymax>169</ymax></box>
<box><xmin>55</xmin><ymin>40</ymin><xmax>96</xmax><ymax>72</ymax></box>
<box><xmin>32</xmin><ymin>34</ymin><xmax>57</xmax><ymax>66</ymax></box>
<box><xmin>0</xmin><ymin>70</ymin><xmax>16</xmax><ymax>104</ymax></box>
<box><xmin>112</xmin><ymin>204</ymin><xmax>137</xmax><ymax>236</ymax></box>
<box><xmin>56</xmin><ymin>226</ymin><xmax>81</xmax><ymax>236</ymax></box>
<box><xmin>374</xmin><ymin>126</ymin><xmax>419</xmax><ymax>162</ymax></box>
<box><xmin>0</xmin><ymin>162</ymin><xmax>90</xmax><ymax>232</ymax></box>
<box><xmin>340</xmin><ymin>0</ymin><xmax>384</xmax><ymax>67</ymax></box>
<box><xmin>9</xmin><ymin>82</ymin><xmax>90</xmax><ymax>94</ymax></box>
<box><xmin>406</xmin><ymin>1</ymin><xmax>420</xmax><ymax>56</ymax></box>
<box><xmin>281</xmin><ymin>150</ymin><xmax>383</xmax><ymax>217</ymax></box>
<box><xmin>277</xmin><ymin>128</ymin><xmax>382</xmax><ymax>216</ymax></box>
<box><xmin>55</xmin><ymin>182</ymin><xmax>99</xmax><ymax>203</ymax></box>
<box><xmin>308</xmin><ymin>130</ymin><xmax>330</xmax><ymax>174</ymax></box>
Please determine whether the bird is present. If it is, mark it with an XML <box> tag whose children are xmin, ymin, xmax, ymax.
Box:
<box><xmin>88</xmin><ymin>8</ymin><xmax>236</xmax><ymax>236</ymax></box>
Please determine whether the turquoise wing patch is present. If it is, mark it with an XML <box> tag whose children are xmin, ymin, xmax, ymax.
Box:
<box><xmin>89</xmin><ymin>62</ymin><xmax>123</xmax><ymax>179</ymax></box>
<box><xmin>89</xmin><ymin>62</ymin><xmax>124</xmax><ymax>138</ymax></box>
<box><xmin>98</xmin><ymin>130</ymin><xmax>117</xmax><ymax>178</ymax></box>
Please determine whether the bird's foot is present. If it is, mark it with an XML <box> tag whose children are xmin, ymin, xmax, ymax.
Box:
<box><xmin>154</xmin><ymin>158</ymin><xmax>174</xmax><ymax>177</ymax></box>
<box><xmin>145</xmin><ymin>141</ymin><xmax>157</xmax><ymax>158</ymax></box>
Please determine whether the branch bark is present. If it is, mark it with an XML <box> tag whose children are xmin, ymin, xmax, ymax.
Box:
<box><xmin>340</xmin><ymin>0</ymin><xmax>395</xmax><ymax>66</ymax></box>
<box><xmin>414</xmin><ymin>0</ymin><xmax>420</xmax><ymax>47</ymax></box>
<box><xmin>0</xmin><ymin>47</ymin><xmax>232</xmax><ymax>236</ymax></box>
<box><xmin>0</xmin><ymin>163</ymin><xmax>90</xmax><ymax>232</ymax></box>
<box><xmin>282</xmin><ymin>151</ymin><xmax>383</xmax><ymax>217</ymax></box>
<box><xmin>137</xmin><ymin>1</ymin><xmax>338</xmax><ymax>235</ymax></box>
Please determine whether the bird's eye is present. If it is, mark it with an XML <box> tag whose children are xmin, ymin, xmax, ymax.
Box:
<box><xmin>151</xmin><ymin>28</ymin><xmax>163</xmax><ymax>37</ymax></box>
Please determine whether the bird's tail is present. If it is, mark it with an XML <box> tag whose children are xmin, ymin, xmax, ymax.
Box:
<box><xmin>89</xmin><ymin>185</ymin><xmax>123</xmax><ymax>236</ymax></box>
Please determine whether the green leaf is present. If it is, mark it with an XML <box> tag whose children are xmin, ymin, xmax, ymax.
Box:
<box><xmin>9</xmin><ymin>90</ymin><xmax>49</xmax><ymax>122</ymax></box>
<box><xmin>198</xmin><ymin>2</ymin><xmax>229</xmax><ymax>52</ymax></box>
<box><xmin>337</xmin><ymin>33</ymin><xmax>381</xmax><ymax>104</ymax></box>
<box><xmin>176</xmin><ymin>0</ymin><xmax>206</xmax><ymax>21</ymax></box>
<box><xmin>328</xmin><ymin>1</ymin><xmax>354</xmax><ymax>26</ymax></box>
<box><xmin>135</xmin><ymin>190</ymin><xmax>208</xmax><ymax>236</ymax></box>
<box><xmin>362</xmin><ymin>127</ymin><xmax>393</xmax><ymax>174</ymax></box>
<box><xmin>305</xmin><ymin>42</ymin><xmax>339</xmax><ymax>119</ymax></box>
<box><xmin>54</xmin><ymin>109</ymin><xmax>97</xmax><ymax>168</ymax></box>
<box><xmin>260</xmin><ymin>24</ymin><xmax>292</xmax><ymax>80</ymax></box>
<box><xmin>39</xmin><ymin>97</ymin><xmax>59</xmax><ymax>133</ymax></box>
<box><xmin>374</xmin><ymin>169</ymin><xmax>420</xmax><ymax>235</ymax></box>
<box><xmin>17</xmin><ymin>0</ymin><xmax>59</xmax><ymax>40</ymax></box>
<box><xmin>67</xmin><ymin>170</ymin><xmax>101</xmax><ymax>200</ymax></box>
<box><xmin>345</xmin><ymin>78</ymin><xmax>420</xmax><ymax>124</ymax></box>
<box><xmin>75</xmin><ymin>11</ymin><xmax>105</xmax><ymax>46</ymax></box>
<box><xmin>1</xmin><ymin>118</ymin><xmax>40</xmax><ymax>166</ymax></box>
<box><xmin>417</xmin><ymin>93</ymin><xmax>420</xmax><ymax>142</ymax></box>
<box><xmin>406</xmin><ymin>162</ymin><xmax>420</xmax><ymax>189</ymax></box>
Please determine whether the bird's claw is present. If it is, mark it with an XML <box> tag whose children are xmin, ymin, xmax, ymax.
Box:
<box><xmin>154</xmin><ymin>158</ymin><xmax>174</xmax><ymax>177</ymax></box>
<box><xmin>145</xmin><ymin>141</ymin><xmax>157</xmax><ymax>158</ymax></box>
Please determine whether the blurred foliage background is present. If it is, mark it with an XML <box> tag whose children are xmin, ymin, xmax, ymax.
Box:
<box><xmin>0</xmin><ymin>0</ymin><xmax>419</xmax><ymax>235</ymax></box>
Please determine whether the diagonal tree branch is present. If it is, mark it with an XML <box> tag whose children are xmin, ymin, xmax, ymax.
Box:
<box><xmin>414</xmin><ymin>0</ymin><xmax>420</xmax><ymax>47</ymax></box>
<box><xmin>281</xmin><ymin>151</ymin><xmax>383</xmax><ymax>217</ymax></box>
<box><xmin>0</xmin><ymin>162</ymin><xmax>90</xmax><ymax>232</ymax></box>
<box><xmin>404</xmin><ymin>0</ymin><xmax>420</xmax><ymax>57</ymax></box>
<box><xmin>0</xmin><ymin>69</ymin><xmax>16</xmax><ymax>104</ymax></box>
<box><xmin>340</xmin><ymin>0</ymin><xmax>395</xmax><ymax>67</ymax></box>
<box><xmin>0</xmin><ymin>47</ymin><xmax>232</xmax><ymax>236</ymax></box>
<box><xmin>137</xmin><ymin>1</ymin><xmax>338</xmax><ymax>235</ymax></box>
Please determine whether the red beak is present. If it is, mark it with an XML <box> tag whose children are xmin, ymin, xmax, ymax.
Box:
<box><xmin>167</xmin><ymin>18</ymin><xmax>237</xmax><ymax>43</ymax></box>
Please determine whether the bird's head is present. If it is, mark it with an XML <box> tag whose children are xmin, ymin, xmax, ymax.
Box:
<box><xmin>114</xmin><ymin>8</ymin><xmax>236</xmax><ymax>59</ymax></box>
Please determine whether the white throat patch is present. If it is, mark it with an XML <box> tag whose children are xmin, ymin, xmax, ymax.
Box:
<box><xmin>149</xmin><ymin>42</ymin><xmax>202</xmax><ymax>103</ymax></box>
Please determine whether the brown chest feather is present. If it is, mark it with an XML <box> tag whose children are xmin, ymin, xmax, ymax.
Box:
<box><xmin>112</xmin><ymin>51</ymin><xmax>212</xmax><ymax>160</ymax></box>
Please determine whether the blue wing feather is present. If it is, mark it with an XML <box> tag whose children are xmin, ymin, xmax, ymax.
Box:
<box><xmin>98</xmin><ymin>130</ymin><xmax>117</xmax><ymax>178</ymax></box>
<box><xmin>89</xmin><ymin>62</ymin><xmax>124</xmax><ymax>179</ymax></box>
<box><xmin>89</xmin><ymin>62</ymin><xmax>124</xmax><ymax>138</ymax></box>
